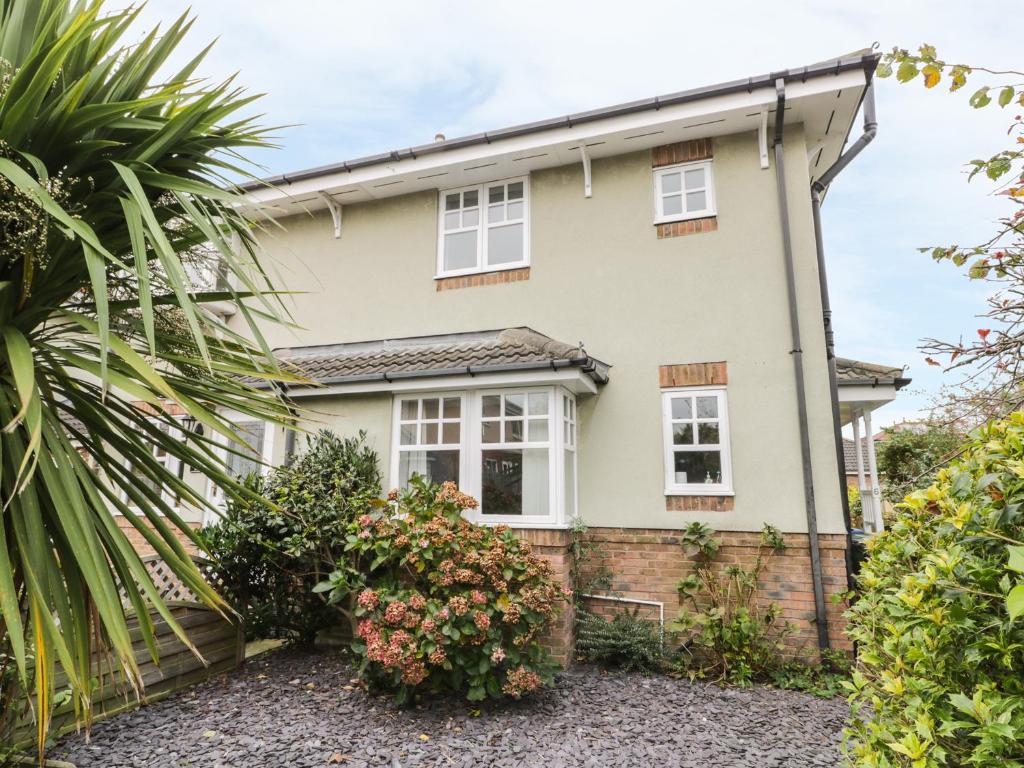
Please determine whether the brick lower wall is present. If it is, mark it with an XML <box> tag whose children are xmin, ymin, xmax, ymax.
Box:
<box><xmin>515</xmin><ymin>528</ymin><xmax>574</xmax><ymax>666</ymax></box>
<box><xmin>578</xmin><ymin>528</ymin><xmax>851</xmax><ymax>656</ymax></box>
<box><xmin>115</xmin><ymin>515</ymin><xmax>202</xmax><ymax>557</ymax></box>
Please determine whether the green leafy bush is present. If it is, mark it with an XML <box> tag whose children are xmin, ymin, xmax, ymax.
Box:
<box><xmin>845</xmin><ymin>414</ymin><xmax>1024</xmax><ymax>768</ymax></box>
<box><xmin>576</xmin><ymin>608</ymin><xmax>663</xmax><ymax>672</ymax></box>
<box><xmin>875</xmin><ymin>422</ymin><xmax>963</xmax><ymax>505</ymax></box>
<box><xmin>671</xmin><ymin>522</ymin><xmax>795</xmax><ymax>685</ymax></box>
<box><xmin>319</xmin><ymin>477</ymin><xmax>568</xmax><ymax>704</ymax></box>
<box><xmin>201</xmin><ymin>430</ymin><xmax>380</xmax><ymax>644</ymax></box>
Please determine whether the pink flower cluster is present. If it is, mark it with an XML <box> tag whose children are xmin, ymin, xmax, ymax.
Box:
<box><xmin>490</xmin><ymin>647</ymin><xmax>506</xmax><ymax>663</ymax></box>
<box><xmin>448</xmin><ymin>596</ymin><xmax>469</xmax><ymax>616</ymax></box>
<box><xmin>409</xmin><ymin>593</ymin><xmax>427</xmax><ymax>610</ymax></box>
<box><xmin>502</xmin><ymin>666</ymin><xmax>542</xmax><ymax>698</ymax></box>
<box><xmin>384</xmin><ymin>600</ymin><xmax>408</xmax><ymax>626</ymax></box>
<box><xmin>473</xmin><ymin>611</ymin><xmax>491</xmax><ymax>631</ymax></box>
<box><xmin>357</xmin><ymin>590</ymin><xmax>380</xmax><ymax>610</ymax></box>
<box><xmin>470</xmin><ymin>590</ymin><xmax>488</xmax><ymax>605</ymax></box>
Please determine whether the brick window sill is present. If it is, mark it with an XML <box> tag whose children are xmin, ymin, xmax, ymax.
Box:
<box><xmin>656</xmin><ymin>216</ymin><xmax>717</xmax><ymax>239</ymax></box>
<box><xmin>435</xmin><ymin>267</ymin><xmax>530</xmax><ymax>291</ymax></box>
<box><xmin>665</xmin><ymin>494</ymin><xmax>735</xmax><ymax>512</ymax></box>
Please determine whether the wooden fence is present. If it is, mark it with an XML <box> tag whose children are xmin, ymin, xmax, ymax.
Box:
<box><xmin>10</xmin><ymin>556</ymin><xmax>244</xmax><ymax>746</ymax></box>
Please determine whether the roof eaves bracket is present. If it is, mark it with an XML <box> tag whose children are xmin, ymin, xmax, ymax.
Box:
<box><xmin>579</xmin><ymin>144</ymin><xmax>592</xmax><ymax>198</ymax></box>
<box><xmin>758</xmin><ymin>106</ymin><xmax>770</xmax><ymax>170</ymax></box>
<box><xmin>317</xmin><ymin>191</ymin><xmax>343</xmax><ymax>238</ymax></box>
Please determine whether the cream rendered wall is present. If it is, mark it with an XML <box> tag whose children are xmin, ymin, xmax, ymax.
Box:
<box><xmin>240</xmin><ymin>125</ymin><xmax>844</xmax><ymax>534</ymax></box>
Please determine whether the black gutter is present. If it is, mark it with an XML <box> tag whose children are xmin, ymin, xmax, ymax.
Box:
<box><xmin>240</xmin><ymin>51</ymin><xmax>878</xmax><ymax>192</ymax></box>
<box><xmin>810</xmin><ymin>72</ymin><xmax>878</xmax><ymax>592</ymax></box>
<box><xmin>772</xmin><ymin>78</ymin><xmax>831</xmax><ymax>651</ymax></box>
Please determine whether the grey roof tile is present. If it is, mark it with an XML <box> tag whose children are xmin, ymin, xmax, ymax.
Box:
<box><xmin>271</xmin><ymin>327</ymin><xmax>610</xmax><ymax>388</ymax></box>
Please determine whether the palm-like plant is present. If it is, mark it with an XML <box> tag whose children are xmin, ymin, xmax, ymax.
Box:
<box><xmin>0</xmin><ymin>0</ymin><xmax>297</xmax><ymax>755</ymax></box>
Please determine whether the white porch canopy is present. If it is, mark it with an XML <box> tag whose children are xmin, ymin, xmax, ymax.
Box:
<box><xmin>836</xmin><ymin>357</ymin><xmax>910</xmax><ymax>534</ymax></box>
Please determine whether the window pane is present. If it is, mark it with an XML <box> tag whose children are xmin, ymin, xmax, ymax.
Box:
<box><xmin>673</xmin><ymin>451</ymin><xmax>722</xmax><ymax>485</ymax></box>
<box><xmin>696</xmin><ymin>396</ymin><xmax>718</xmax><ymax>418</ymax></box>
<box><xmin>401</xmin><ymin>400</ymin><xmax>419</xmax><ymax>420</ymax></box>
<box><xmin>400</xmin><ymin>423</ymin><xmax>417</xmax><ymax>445</ymax></box>
<box><xmin>698</xmin><ymin>423</ymin><xmax>720</xmax><ymax>445</ymax></box>
<box><xmin>463</xmin><ymin>208</ymin><xmax>479</xmax><ymax>227</ymax></box>
<box><xmin>399</xmin><ymin>450</ymin><xmax>459</xmax><ymax>487</ymax></box>
<box><xmin>443</xmin><ymin>398</ymin><xmax>460</xmax><ymax>418</ymax></box>
<box><xmin>488</xmin><ymin>185</ymin><xmax>504</xmax><ymax>204</ymax></box>
<box><xmin>508</xmin><ymin>181</ymin><xmax>524</xmax><ymax>200</ymax></box>
<box><xmin>506</xmin><ymin>420</ymin><xmax>524</xmax><ymax>443</ymax></box>
<box><xmin>225</xmin><ymin>421</ymin><xmax>264</xmax><ymax>479</ymax></box>
<box><xmin>481</xmin><ymin>448</ymin><xmax>548</xmax><ymax>516</ymax></box>
<box><xmin>671</xmin><ymin>397</ymin><xmax>692</xmax><ymax>420</ymax></box>
<box><xmin>445</xmin><ymin>193</ymin><xmax>460</xmax><ymax>211</ymax></box>
<box><xmin>504</xmin><ymin>394</ymin><xmax>525</xmax><ymax>417</ymax></box>
<box><xmin>422</xmin><ymin>398</ymin><xmax>439</xmax><ymax>419</ymax></box>
<box><xmin>463</xmin><ymin>189</ymin><xmax>478</xmax><ymax>207</ymax></box>
<box><xmin>423</xmin><ymin>422</ymin><xmax>438</xmax><ymax>444</ymax></box>
<box><xmin>672</xmin><ymin>423</ymin><xmax>693</xmax><ymax>445</ymax></box>
<box><xmin>488</xmin><ymin>204</ymin><xmax>505</xmax><ymax>223</ymax></box>
<box><xmin>444</xmin><ymin>230</ymin><xmax>477</xmax><ymax>271</ymax></box>
<box><xmin>686</xmin><ymin>190</ymin><xmax>707</xmax><ymax>212</ymax></box>
<box><xmin>528</xmin><ymin>392</ymin><xmax>548</xmax><ymax>415</ymax></box>
<box><xmin>661</xmin><ymin>171</ymin><xmax>681</xmax><ymax>194</ymax></box>
<box><xmin>529</xmin><ymin>419</ymin><xmax>548</xmax><ymax>442</ymax></box>
<box><xmin>487</xmin><ymin>223</ymin><xmax>524</xmax><ymax>265</ymax></box>
<box><xmin>444</xmin><ymin>211</ymin><xmax>460</xmax><ymax>230</ymax></box>
<box><xmin>507</xmin><ymin>200</ymin><xmax>524</xmax><ymax>220</ymax></box>
<box><xmin>482</xmin><ymin>395</ymin><xmax>500</xmax><ymax>417</ymax></box>
<box><xmin>481</xmin><ymin>420</ymin><xmax>500</xmax><ymax>443</ymax></box>
<box><xmin>662</xmin><ymin>194</ymin><xmax>682</xmax><ymax>216</ymax></box>
<box><xmin>684</xmin><ymin>168</ymin><xmax>705</xmax><ymax>190</ymax></box>
<box><xmin>442</xmin><ymin>422</ymin><xmax>460</xmax><ymax>444</ymax></box>
<box><xmin>564</xmin><ymin>449</ymin><xmax>576</xmax><ymax>518</ymax></box>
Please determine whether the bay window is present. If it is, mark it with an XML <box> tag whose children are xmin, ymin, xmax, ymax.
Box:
<box><xmin>391</xmin><ymin>387</ymin><xmax>576</xmax><ymax>526</ymax></box>
<box><xmin>438</xmin><ymin>178</ymin><xmax>529</xmax><ymax>277</ymax></box>
<box><xmin>662</xmin><ymin>387</ymin><xmax>732</xmax><ymax>495</ymax></box>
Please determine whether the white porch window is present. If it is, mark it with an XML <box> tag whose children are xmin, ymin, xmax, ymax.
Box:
<box><xmin>125</xmin><ymin>418</ymin><xmax>184</xmax><ymax>507</ymax></box>
<box><xmin>396</xmin><ymin>395</ymin><xmax>463</xmax><ymax>487</ymax></box>
<box><xmin>391</xmin><ymin>386</ymin><xmax>575</xmax><ymax>526</ymax></box>
<box><xmin>437</xmin><ymin>178</ymin><xmax>529</xmax><ymax>277</ymax></box>
<box><xmin>851</xmin><ymin>408</ymin><xmax>884</xmax><ymax>534</ymax></box>
<box><xmin>653</xmin><ymin>160</ymin><xmax>715</xmax><ymax>224</ymax></box>
<box><xmin>662</xmin><ymin>387</ymin><xmax>732</xmax><ymax>495</ymax></box>
<box><xmin>224</xmin><ymin>420</ymin><xmax>271</xmax><ymax>480</ymax></box>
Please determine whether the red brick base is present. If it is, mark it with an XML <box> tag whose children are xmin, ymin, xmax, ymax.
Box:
<box><xmin>578</xmin><ymin>528</ymin><xmax>851</xmax><ymax>656</ymax></box>
<box><xmin>115</xmin><ymin>515</ymin><xmax>202</xmax><ymax>557</ymax></box>
<box><xmin>515</xmin><ymin>528</ymin><xmax>574</xmax><ymax>666</ymax></box>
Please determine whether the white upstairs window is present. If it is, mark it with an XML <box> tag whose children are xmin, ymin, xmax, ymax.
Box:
<box><xmin>653</xmin><ymin>160</ymin><xmax>715</xmax><ymax>224</ymax></box>
<box><xmin>438</xmin><ymin>178</ymin><xmax>529</xmax><ymax>277</ymax></box>
<box><xmin>662</xmin><ymin>387</ymin><xmax>732</xmax><ymax>495</ymax></box>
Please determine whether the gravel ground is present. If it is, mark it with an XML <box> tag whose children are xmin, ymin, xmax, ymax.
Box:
<box><xmin>55</xmin><ymin>649</ymin><xmax>848</xmax><ymax>768</ymax></box>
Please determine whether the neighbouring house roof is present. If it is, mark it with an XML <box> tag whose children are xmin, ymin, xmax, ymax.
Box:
<box><xmin>268</xmin><ymin>328</ymin><xmax>611</xmax><ymax>390</ymax></box>
<box><xmin>842</xmin><ymin>437</ymin><xmax>872</xmax><ymax>472</ymax></box>
<box><xmin>835</xmin><ymin>357</ymin><xmax>911</xmax><ymax>389</ymax></box>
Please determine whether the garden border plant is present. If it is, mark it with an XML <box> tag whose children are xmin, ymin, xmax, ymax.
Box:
<box><xmin>318</xmin><ymin>477</ymin><xmax>570</xmax><ymax>704</ymax></box>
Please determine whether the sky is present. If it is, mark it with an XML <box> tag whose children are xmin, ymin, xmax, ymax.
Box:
<box><xmin>138</xmin><ymin>0</ymin><xmax>1018</xmax><ymax>428</ymax></box>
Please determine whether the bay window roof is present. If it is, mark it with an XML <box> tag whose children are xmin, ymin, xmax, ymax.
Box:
<box><xmin>267</xmin><ymin>328</ymin><xmax>610</xmax><ymax>392</ymax></box>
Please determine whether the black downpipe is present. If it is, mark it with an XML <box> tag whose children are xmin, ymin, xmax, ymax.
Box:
<box><xmin>811</xmin><ymin>81</ymin><xmax>878</xmax><ymax>590</ymax></box>
<box><xmin>773</xmin><ymin>79</ymin><xmax>830</xmax><ymax>650</ymax></box>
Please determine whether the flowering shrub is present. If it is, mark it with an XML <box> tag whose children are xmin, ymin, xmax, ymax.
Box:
<box><xmin>320</xmin><ymin>477</ymin><xmax>567</xmax><ymax>704</ymax></box>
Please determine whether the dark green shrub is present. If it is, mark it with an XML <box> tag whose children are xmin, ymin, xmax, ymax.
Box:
<box><xmin>201</xmin><ymin>430</ymin><xmax>380</xmax><ymax>644</ymax></box>
<box><xmin>575</xmin><ymin>608</ymin><xmax>663</xmax><ymax>672</ymax></box>
<box><xmin>845</xmin><ymin>415</ymin><xmax>1024</xmax><ymax>768</ymax></box>
<box><xmin>671</xmin><ymin>522</ymin><xmax>794</xmax><ymax>685</ymax></box>
<box><xmin>318</xmin><ymin>477</ymin><xmax>567</xmax><ymax>704</ymax></box>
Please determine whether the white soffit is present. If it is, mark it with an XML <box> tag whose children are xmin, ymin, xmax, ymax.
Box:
<box><xmin>245</xmin><ymin>68</ymin><xmax>867</xmax><ymax>219</ymax></box>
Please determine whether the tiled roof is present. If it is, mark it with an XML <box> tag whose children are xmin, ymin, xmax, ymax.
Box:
<box><xmin>835</xmin><ymin>357</ymin><xmax>909</xmax><ymax>388</ymax></box>
<box><xmin>842</xmin><ymin>438</ymin><xmax>871</xmax><ymax>471</ymax></box>
<box><xmin>271</xmin><ymin>328</ymin><xmax>610</xmax><ymax>389</ymax></box>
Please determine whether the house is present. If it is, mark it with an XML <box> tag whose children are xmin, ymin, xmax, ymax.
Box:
<box><xmin>136</xmin><ymin>49</ymin><xmax>910</xmax><ymax>659</ymax></box>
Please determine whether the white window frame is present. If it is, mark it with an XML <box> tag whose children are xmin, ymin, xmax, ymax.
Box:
<box><xmin>122</xmin><ymin>416</ymin><xmax>185</xmax><ymax>509</ymax></box>
<box><xmin>389</xmin><ymin>386</ymin><xmax>575</xmax><ymax>527</ymax></box>
<box><xmin>436</xmin><ymin>177</ymin><xmax>530</xmax><ymax>278</ymax></box>
<box><xmin>661</xmin><ymin>386</ymin><xmax>733</xmax><ymax>496</ymax></box>
<box><xmin>392</xmin><ymin>392</ymin><xmax>468</xmax><ymax>491</ymax></box>
<box><xmin>653</xmin><ymin>160</ymin><xmax>716</xmax><ymax>224</ymax></box>
<box><xmin>208</xmin><ymin>412</ymin><xmax>275</xmax><ymax>506</ymax></box>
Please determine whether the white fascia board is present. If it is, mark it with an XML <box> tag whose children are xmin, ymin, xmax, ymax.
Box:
<box><xmin>286</xmin><ymin>367</ymin><xmax>599</xmax><ymax>398</ymax></box>
<box><xmin>246</xmin><ymin>69</ymin><xmax>867</xmax><ymax>214</ymax></box>
<box><xmin>837</xmin><ymin>383</ymin><xmax>897</xmax><ymax>405</ymax></box>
